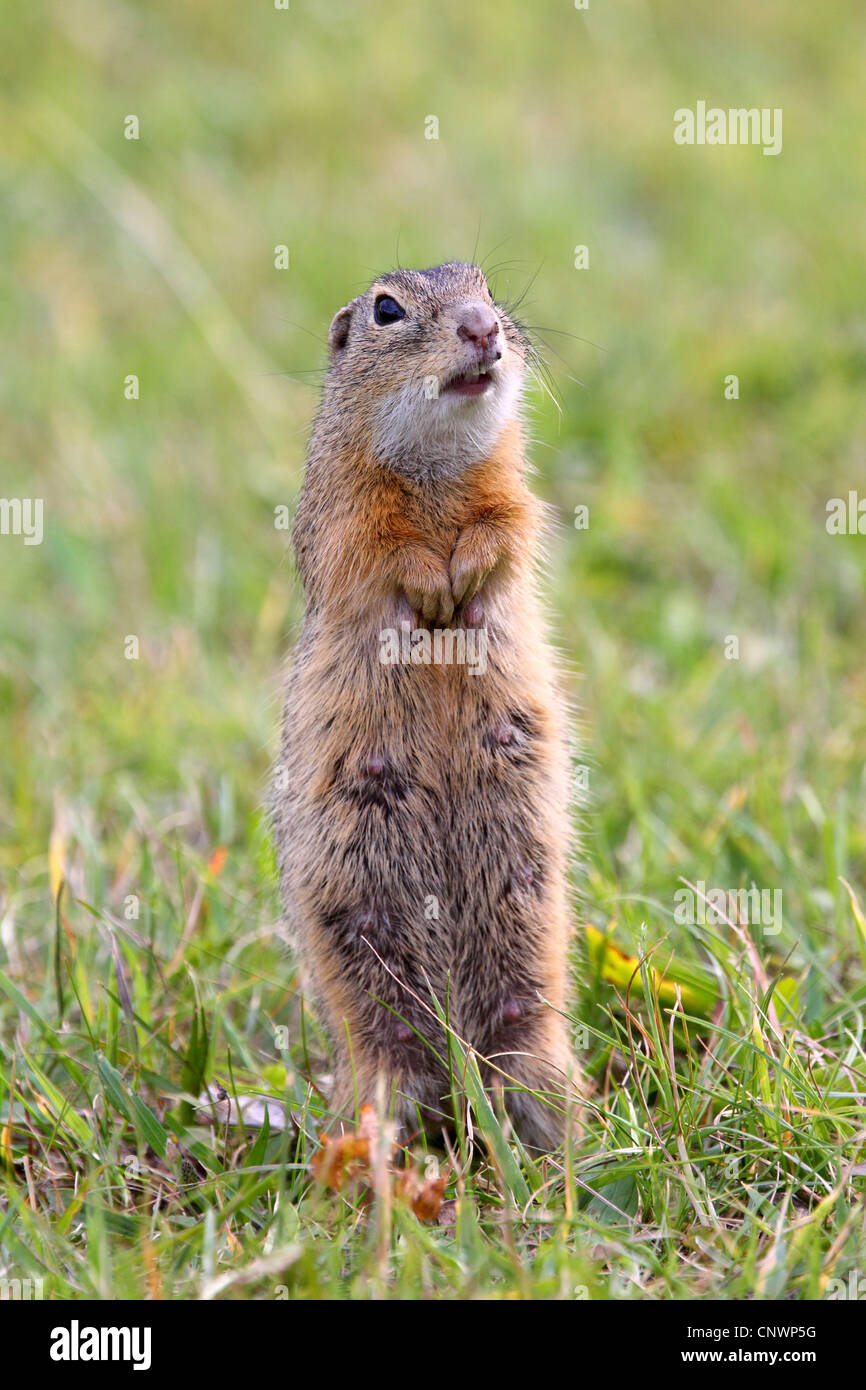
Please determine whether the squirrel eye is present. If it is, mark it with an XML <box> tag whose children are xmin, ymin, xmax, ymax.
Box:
<box><xmin>373</xmin><ymin>295</ymin><xmax>405</xmax><ymax>326</ymax></box>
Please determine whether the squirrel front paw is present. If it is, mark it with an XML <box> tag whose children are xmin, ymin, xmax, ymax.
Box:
<box><xmin>395</xmin><ymin>546</ymin><xmax>455</xmax><ymax>625</ymax></box>
<box><xmin>449</xmin><ymin>526</ymin><xmax>498</xmax><ymax>607</ymax></box>
<box><xmin>403</xmin><ymin>578</ymin><xmax>454</xmax><ymax>625</ymax></box>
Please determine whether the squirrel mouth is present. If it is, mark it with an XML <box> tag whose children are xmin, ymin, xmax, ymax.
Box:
<box><xmin>441</xmin><ymin>366</ymin><xmax>494</xmax><ymax>398</ymax></box>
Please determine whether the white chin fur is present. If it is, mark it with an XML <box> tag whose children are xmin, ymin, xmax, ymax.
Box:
<box><xmin>372</xmin><ymin>370</ymin><xmax>521</xmax><ymax>477</ymax></box>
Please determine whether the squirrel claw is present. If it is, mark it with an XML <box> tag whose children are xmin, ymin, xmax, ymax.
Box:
<box><xmin>404</xmin><ymin>582</ymin><xmax>454</xmax><ymax>626</ymax></box>
<box><xmin>449</xmin><ymin>523</ymin><xmax>497</xmax><ymax>609</ymax></box>
<box><xmin>449</xmin><ymin>560</ymin><xmax>488</xmax><ymax>608</ymax></box>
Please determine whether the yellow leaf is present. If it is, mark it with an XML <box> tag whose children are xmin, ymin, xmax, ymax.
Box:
<box><xmin>585</xmin><ymin>923</ymin><xmax>716</xmax><ymax>1015</ymax></box>
<box><xmin>49</xmin><ymin>805</ymin><xmax>68</xmax><ymax>903</ymax></box>
<box><xmin>840</xmin><ymin>878</ymin><xmax>866</xmax><ymax>969</ymax></box>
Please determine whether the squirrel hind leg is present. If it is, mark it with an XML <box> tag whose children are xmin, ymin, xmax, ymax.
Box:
<box><xmin>328</xmin><ymin>1051</ymin><xmax>453</xmax><ymax>1143</ymax></box>
<box><xmin>489</xmin><ymin>1045</ymin><xmax>583</xmax><ymax>1154</ymax></box>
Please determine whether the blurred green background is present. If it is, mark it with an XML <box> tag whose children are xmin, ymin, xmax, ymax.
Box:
<box><xmin>1</xmin><ymin>0</ymin><xmax>865</xmax><ymax>986</ymax></box>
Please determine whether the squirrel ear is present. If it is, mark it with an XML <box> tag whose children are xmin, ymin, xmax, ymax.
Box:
<box><xmin>328</xmin><ymin>304</ymin><xmax>353</xmax><ymax>356</ymax></box>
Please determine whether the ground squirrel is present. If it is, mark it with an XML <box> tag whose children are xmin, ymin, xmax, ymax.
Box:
<box><xmin>274</xmin><ymin>262</ymin><xmax>577</xmax><ymax>1150</ymax></box>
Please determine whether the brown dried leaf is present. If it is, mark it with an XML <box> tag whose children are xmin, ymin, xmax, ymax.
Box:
<box><xmin>311</xmin><ymin>1130</ymin><xmax>371</xmax><ymax>1191</ymax></box>
<box><xmin>396</xmin><ymin>1169</ymin><xmax>448</xmax><ymax>1224</ymax></box>
<box><xmin>311</xmin><ymin>1107</ymin><xmax>448</xmax><ymax>1218</ymax></box>
<box><xmin>412</xmin><ymin>1173</ymin><xmax>447</xmax><ymax>1223</ymax></box>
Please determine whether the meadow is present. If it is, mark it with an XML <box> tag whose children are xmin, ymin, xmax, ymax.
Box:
<box><xmin>1</xmin><ymin>0</ymin><xmax>865</xmax><ymax>1300</ymax></box>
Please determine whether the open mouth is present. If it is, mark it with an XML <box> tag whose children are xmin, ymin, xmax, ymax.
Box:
<box><xmin>441</xmin><ymin>365</ymin><xmax>494</xmax><ymax>398</ymax></box>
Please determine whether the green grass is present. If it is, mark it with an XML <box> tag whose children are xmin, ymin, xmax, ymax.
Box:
<box><xmin>1</xmin><ymin>0</ymin><xmax>865</xmax><ymax>1300</ymax></box>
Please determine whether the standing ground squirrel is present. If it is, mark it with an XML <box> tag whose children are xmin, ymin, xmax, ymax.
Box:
<box><xmin>274</xmin><ymin>262</ymin><xmax>578</xmax><ymax>1150</ymax></box>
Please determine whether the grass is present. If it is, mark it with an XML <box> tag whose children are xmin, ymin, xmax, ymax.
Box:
<box><xmin>1</xmin><ymin>0</ymin><xmax>865</xmax><ymax>1300</ymax></box>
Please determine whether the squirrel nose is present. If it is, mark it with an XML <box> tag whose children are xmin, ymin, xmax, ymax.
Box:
<box><xmin>456</xmin><ymin>302</ymin><xmax>500</xmax><ymax>352</ymax></box>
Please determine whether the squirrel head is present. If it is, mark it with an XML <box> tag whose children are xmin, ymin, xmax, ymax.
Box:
<box><xmin>324</xmin><ymin>262</ymin><xmax>527</xmax><ymax>478</ymax></box>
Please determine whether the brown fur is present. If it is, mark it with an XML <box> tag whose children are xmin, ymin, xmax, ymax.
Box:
<box><xmin>274</xmin><ymin>262</ymin><xmax>578</xmax><ymax>1149</ymax></box>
